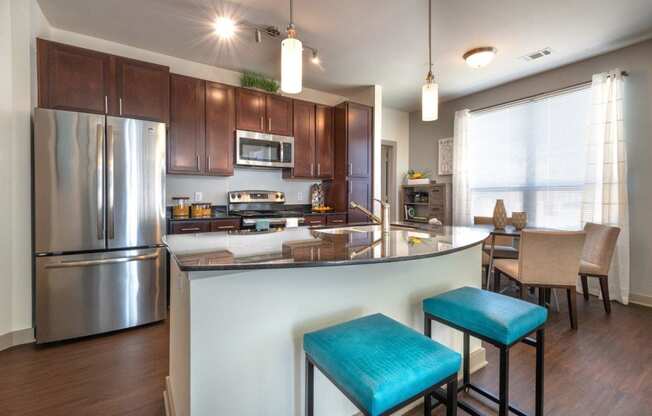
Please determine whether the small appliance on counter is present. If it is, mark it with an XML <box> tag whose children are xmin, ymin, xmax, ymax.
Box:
<box><xmin>310</xmin><ymin>183</ymin><xmax>324</xmax><ymax>209</ymax></box>
<box><xmin>228</xmin><ymin>190</ymin><xmax>304</xmax><ymax>230</ymax></box>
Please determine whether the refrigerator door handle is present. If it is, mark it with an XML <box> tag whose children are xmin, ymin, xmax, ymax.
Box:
<box><xmin>45</xmin><ymin>252</ymin><xmax>160</xmax><ymax>269</ymax></box>
<box><xmin>96</xmin><ymin>123</ymin><xmax>105</xmax><ymax>240</ymax></box>
<box><xmin>107</xmin><ymin>125</ymin><xmax>115</xmax><ymax>239</ymax></box>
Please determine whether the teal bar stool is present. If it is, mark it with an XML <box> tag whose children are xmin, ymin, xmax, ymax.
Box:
<box><xmin>423</xmin><ymin>287</ymin><xmax>547</xmax><ymax>416</ymax></box>
<box><xmin>303</xmin><ymin>313</ymin><xmax>460</xmax><ymax>416</ymax></box>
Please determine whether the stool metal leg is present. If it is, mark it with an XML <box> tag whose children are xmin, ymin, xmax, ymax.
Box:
<box><xmin>499</xmin><ymin>347</ymin><xmax>509</xmax><ymax>416</ymax></box>
<box><xmin>424</xmin><ymin>316</ymin><xmax>432</xmax><ymax>338</ymax></box>
<box><xmin>536</xmin><ymin>328</ymin><xmax>545</xmax><ymax>416</ymax></box>
<box><xmin>305</xmin><ymin>357</ymin><xmax>314</xmax><ymax>416</ymax></box>
<box><xmin>447</xmin><ymin>378</ymin><xmax>458</xmax><ymax>416</ymax></box>
<box><xmin>463</xmin><ymin>332</ymin><xmax>470</xmax><ymax>390</ymax></box>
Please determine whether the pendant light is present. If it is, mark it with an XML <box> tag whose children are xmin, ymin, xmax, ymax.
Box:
<box><xmin>421</xmin><ymin>0</ymin><xmax>438</xmax><ymax>121</ymax></box>
<box><xmin>281</xmin><ymin>0</ymin><xmax>302</xmax><ymax>94</ymax></box>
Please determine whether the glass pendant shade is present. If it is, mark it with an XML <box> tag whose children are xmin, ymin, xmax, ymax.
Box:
<box><xmin>281</xmin><ymin>36</ymin><xmax>303</xmax><ymax>94</ymax></box>
<box><xmin>421</xmin><ymin>81</ymin><xmax>439</xmax><ymax>121</ymax></box>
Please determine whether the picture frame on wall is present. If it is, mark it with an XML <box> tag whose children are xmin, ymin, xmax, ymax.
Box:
<box><xmin>438</xmin><ymin>137</ymin><xmax>454</xmax><ymax>176</ymax></box>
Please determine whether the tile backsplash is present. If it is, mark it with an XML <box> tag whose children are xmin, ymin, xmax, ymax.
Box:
<box><xmin>166</xmin><ymin>167</ymin><xmax>320</xmax><ymax>205</ymax></box>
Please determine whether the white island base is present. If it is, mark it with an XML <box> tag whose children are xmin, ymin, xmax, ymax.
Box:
<box><xmin>166</xmin><ymin>245</ymin><xmax>486</xmax><ymax>416</ymax></box>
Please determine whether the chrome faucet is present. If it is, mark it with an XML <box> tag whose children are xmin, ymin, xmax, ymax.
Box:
<box><xmin>350</xmin><ymin>199</ymin><xmax>391</xmax><ymax>233</ymax></box>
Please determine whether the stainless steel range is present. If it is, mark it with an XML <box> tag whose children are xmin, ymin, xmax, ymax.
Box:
<box><xmin>228</xmin><ymin>190</ymin><xmax>304</xmax><ymax>229</ymax></box>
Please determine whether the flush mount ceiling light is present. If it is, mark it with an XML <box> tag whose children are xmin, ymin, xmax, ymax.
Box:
<box><xmin>281</xmin><ymin>0</ymin><xmax>302</xmax><ymax>93</ymax></box>
<box><xmin>421</xmin><ymin>0</ymin><xmax>438</xmax><ymax>121</ymax></box>
<box><xmin>463</xmin><ymin>47</ymin><xmax>497</xmax><ymax>68</ymax></box>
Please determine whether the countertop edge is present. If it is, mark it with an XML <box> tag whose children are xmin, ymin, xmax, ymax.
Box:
<box><xmin>170</xmin><ymin>237</ymin><xmax>486</xmax><ymax>273</ymax></box>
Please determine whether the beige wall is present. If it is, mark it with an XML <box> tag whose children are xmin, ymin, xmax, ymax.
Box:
<box><xmin>382</xmin><ymin>107</ymin><xmax>410</xmax><ymax>219</ymax></box>
<box><xmin>0</xmin><ymin>0</ymin><xmax>50</xmax><ymax>344</ymax></box>
<box><xmin>409</xmin><ymin>39</ymin><xmax>652</xmax><ymax>299</ymax></box>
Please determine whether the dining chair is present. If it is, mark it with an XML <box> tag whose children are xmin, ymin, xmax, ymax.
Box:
<box><xmin>494</xmin><ymin>230</ymin><xmax>586</xmax><ymax>330</ymax></box>
<box><xmin>579</xmin><ymin>222</ymin><xmax>621</xmax><ymax>314</ymax></box>
<box><xmin>475</xmin><ymin>216</ymin><xmax>518</xmax><ymax>289</ymax></box>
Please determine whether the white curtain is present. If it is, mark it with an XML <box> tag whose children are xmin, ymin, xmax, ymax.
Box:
<box><xmin>581</xmin><ymin>69</ymin><xmax>630</xmax><ymax>304</ymax></box>
<box><xmin>452</xmin><ymin>109</ymin><xmax>472</xmax><ymax>225</ymax></box>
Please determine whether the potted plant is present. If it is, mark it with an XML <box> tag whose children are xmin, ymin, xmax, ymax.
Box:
<box><xmin>240</xmin><ymin>71</ymin><xmax>280</xmax><ymax>94</ymax></box>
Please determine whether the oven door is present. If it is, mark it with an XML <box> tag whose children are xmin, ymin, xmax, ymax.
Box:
<box><xmin>236</xmin><ymin>130</ymin><xmax>294</xmax><ymax>168</ymax></box>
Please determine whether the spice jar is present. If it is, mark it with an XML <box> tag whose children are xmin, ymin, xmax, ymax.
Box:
<box><xmin>191</xmin><ymin>203</ymin><xmax>212</xmax><ymax>218</ymax></box>
<box><xmin>172</xmin><ymin>197</ymin><xmax>190</xmax><ymax>219</ymax></box>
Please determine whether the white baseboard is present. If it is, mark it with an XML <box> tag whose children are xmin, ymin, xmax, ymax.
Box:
<box><xmin>0</xmin><ymin>328</ymin><xmax>34</xmax><ymax>352</ymax></box>
<box><xmin>630</xmin><ymin>293</ymin><xmax>652</xmax><ymax>308</ymax></box>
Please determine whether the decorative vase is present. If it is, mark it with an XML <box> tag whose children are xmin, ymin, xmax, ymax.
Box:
<box><xmin>512</xmin><ymin>212</ymin><xmax>528</xmax><ymax>230</ymax></box>
<box><xmin>492</xmin><ymin>199</ymin><xmax>508</xmax><ymax>229</ymax></box>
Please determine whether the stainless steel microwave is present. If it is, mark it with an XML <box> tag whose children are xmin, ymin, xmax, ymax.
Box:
<box><xmin>235</xmin><ymin>130</ymin><xmax>294</xmax><ymax>168</ymax></box>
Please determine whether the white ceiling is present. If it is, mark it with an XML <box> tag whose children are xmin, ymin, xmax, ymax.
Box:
<box><xmin>38</xmin><ymin>0</ymin><xmax>652</xmax><ymax>111</ymax></box>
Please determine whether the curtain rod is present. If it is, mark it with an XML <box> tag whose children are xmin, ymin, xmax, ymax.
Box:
<box><xmin>470</xmin><ymin>70</ymin><xmax>628</xmax><ymax>114</ymax></box>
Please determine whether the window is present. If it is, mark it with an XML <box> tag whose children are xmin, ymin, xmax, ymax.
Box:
<box><xmin>467</xmin><ymin>87</ymin><xmax>592</xmax><ymax>229</ymax></box>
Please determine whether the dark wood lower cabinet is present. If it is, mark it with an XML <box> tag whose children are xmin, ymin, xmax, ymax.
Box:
<box><xmin>210</xmin><ymin>219</ymin><xmax>240</xmax><ymax>232</ymax></box>
<box><xmin>170</xmin><ymin>221</ymin><xmax>210</xmax><ymax>234</ymax></box>
<box><xmin>326</xmin><ymin>214</ymin><xmax>347</xmax><ymax>225</ymax></box>
<box><xmin>303</xmin><ymin>215</ymin><xmax>326</xmax><ymax>226</ymax></box>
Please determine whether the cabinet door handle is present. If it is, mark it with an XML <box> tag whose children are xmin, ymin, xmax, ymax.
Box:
<box><xmin>268</xmin><ymin>117</ymin><xmax>272</xmax><ymax>131</ymax></box>
<box><xmin>260</xmin><ymin>117</ymin><xmax>264</xmax><ymax>131</ymax></box>
<box><xmin>317</xmin><ymin>163</ymin><xmax>320</xmax><ymax>176</ymax></box>
<box><xmin>216</xmin><ymin>225</ymin><xmax>236</xmax><ymax>230</ymax></box>
<box><xmin>196</xmin><ymin>155</ymin><xmax>200</xmax><ymax>170</ymax></box>
<box><xmin>119</xmin><ymin>98</ymin><xmax>123</xmax><ymax>115</ymax></box>
<box><xmin>349</xmin><ymin>163</ymin><xmax>353</xmax><ymax>176</ymax></box>
<box><xmin>206</xmin><ymin>155</ymin><xmax>211</xmax><ymax>171</ymax></box>
<box><xmin>181</xmin><ymin>227</ymin><xmax>201</xmax><ymax>232</ymax></box>
<box><xmin>104</xmin><ymin>96</ymin><xmax>108</xmax><ymax>114</ymax></box>
<box><xmin>310</xmin><ymin>163</ymin><xmax>314</xmax><ymax>176</ymax></box>
<box><xmin>331</xmin><ymin>219</ymin><xmax>344</xmax><ymax>223</ymax></box>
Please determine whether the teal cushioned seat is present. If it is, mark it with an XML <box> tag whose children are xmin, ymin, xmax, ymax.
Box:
<box><xmin>303</xmin><ymin>313</ymin><xmax>461</xmax><ymax>416</ymax></box>
<box><xmin>423</xmin><ymin>286</ymin><xmax>548</xmax><ymax>346</ymax></box>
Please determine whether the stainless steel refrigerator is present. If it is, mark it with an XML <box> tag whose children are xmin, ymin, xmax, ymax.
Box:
<box><xmin>33</xmin><ymin>108</ymin><xmax>167</xmax><ymax>343</ymax></box>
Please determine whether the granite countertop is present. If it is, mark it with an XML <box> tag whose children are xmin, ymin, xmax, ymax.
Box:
<box><xmin>164</xmin><ymin>223</ymin><xmax>489</xmax><ymax>272</ymax></box>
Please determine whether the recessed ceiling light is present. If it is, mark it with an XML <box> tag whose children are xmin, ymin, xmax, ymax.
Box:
<box><xmin>214</xmin><ymin>16</ymin><xmax>237</xmax><ymax>39</ymax></box>
<box><xmin>463</xmin><ymin>47</ymin><xmax>497</xmax><ymax>68</ymax></box>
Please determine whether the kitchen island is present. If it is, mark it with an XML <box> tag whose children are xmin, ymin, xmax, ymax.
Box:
<box><xmin>164</xmin><ymin>224</ymin><xmax>489</xmax><ymax>416</ymax></box>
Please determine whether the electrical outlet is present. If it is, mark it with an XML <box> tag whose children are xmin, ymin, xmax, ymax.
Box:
<box><xmin>297</xmin><ymin>192</ymin><xmax>303</xmax><ymax>201</ymax></box>
<box><xmin>194</xmin><ymin>192</ymin><xmax>203</xmax><ymax>202</ymax></box>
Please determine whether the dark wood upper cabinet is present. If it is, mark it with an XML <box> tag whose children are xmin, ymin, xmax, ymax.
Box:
<box><xmin>266</xmin><ymin>95</ymin><xmax>293</xmax><ymax>136</ymax></box>
<box><xmin>37</xmin><ymin>39</ymin><xmax>170</xmax><ymax>122</ymax></box>
<box><xmin>236</xmin><ymin>88</ymin><xmax>266</xmax><ymax>132</ymax></box>
<box><xmin>37</xmin><ymin>39</ymin><xmax>111</xmax><ymax>114</ymax></box>
<box><xmin>114</xmin><ymin>57</ymin><xmax>170</xmax><ymax>122</ymax></box>
<box><xmin>168</xmin><ymin>74</ymin><xmax>205</xmax><ymax>174</ymax></box>
<box><xmin>289</xmin><ymin>100</ymin><xmax>316</xmax><ymax>178</ymax></box>
<box><xmin>205</xmin><ymin>81</ymin><xmax>235</xmax><ymax>176</ymax></box>
<box><xmin>315</xmin><ymin>105</ymin><xmax>334</xmax><ymax>178</ymax></box>
<box><xmin>347</xmin><ymin>103</ymin><xmax>372</xmax><ymax>178</ymax></box>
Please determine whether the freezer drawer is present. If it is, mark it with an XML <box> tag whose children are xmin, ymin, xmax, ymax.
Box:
<box><xmin>35</xmin><ymin>248</ymin><xmax>167</xmax><ymax>343</ymax></box>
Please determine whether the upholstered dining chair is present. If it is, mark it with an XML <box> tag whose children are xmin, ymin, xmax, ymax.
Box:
<box><xmin>494</xmin><ymin>230</ymin><xmax>586</xmax><ymax>330</ymax></box>
<box><xmin>579</xmin><ymin>222</ymin><xmax>621</xmax><ymax>314</ymax></box>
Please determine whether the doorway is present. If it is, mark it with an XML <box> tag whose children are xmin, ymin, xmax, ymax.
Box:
<box><xmin>381</xmin><ymin>142</ymin><xmax>397</xmax><ymax>221</ymax></box>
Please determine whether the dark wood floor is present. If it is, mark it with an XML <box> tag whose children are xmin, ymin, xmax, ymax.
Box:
<box><xmin>1</xmin><ymin>291</ymin><xmax>651</xmax><ymax>416</ymax></box>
